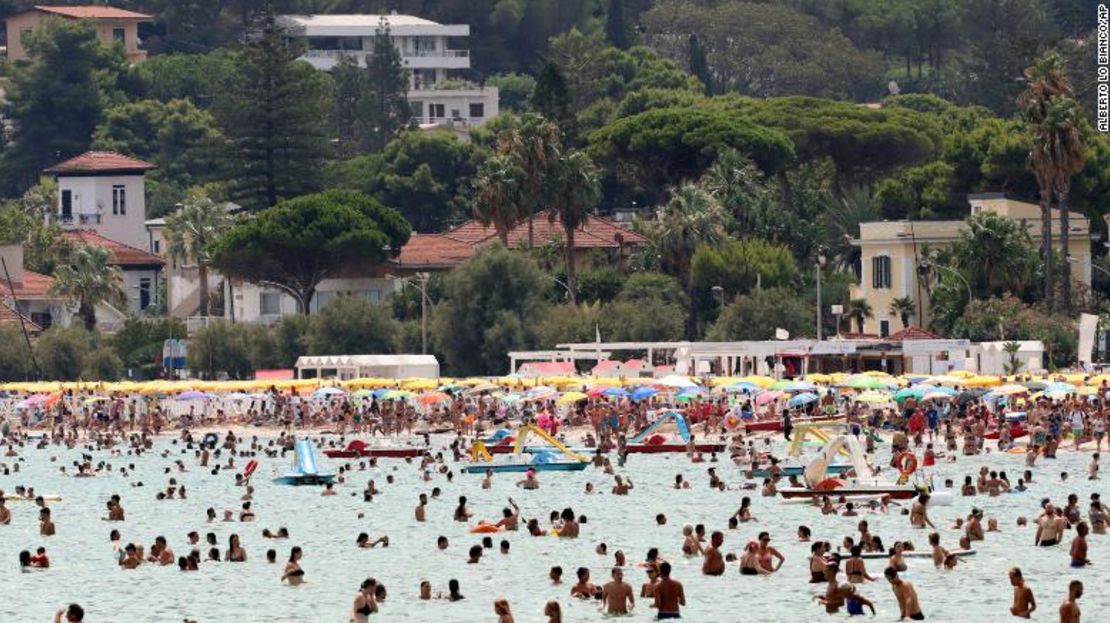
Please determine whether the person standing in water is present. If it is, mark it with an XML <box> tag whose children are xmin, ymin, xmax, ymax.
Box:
<box><xmin>1008</xmin><ymin>567</ymin><xmax>1036</xmax><ymax>618</ymax></box>
<box><xmin>282</xmin><ymin>546</ymin><xmax>304</xmax><ymax>585</ymax></box>
<box><xmin>653</xmin><ymin>561</ymin><xmax>685</xmax><ymax>619</ymax></box>
<box><xmin>1059</xmin><ymin>580</ymin><xmax>1082</xmax><ymax>623</ymax></box>
<box><xmin>884</xmin><ymin>567</ymin><xmax>924</xmax><ymax>621</ymax></box>
<box><xmin>601</xmin><ymin>566</ymin><xmax>635</xmax><ymax>615</ymax></box>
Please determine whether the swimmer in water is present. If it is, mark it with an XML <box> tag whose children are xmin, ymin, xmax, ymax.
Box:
<box><xmin>351</xmin><ymin>578</ymin><xmax>378</xmax><ymax>622</ymax></box>
<box><xmin>884</xmin><ymin>567</ymin><xmax>924</xmax><ymax>621</ymax></box>
<box><xmin>282</xmin><ymin>546</ymin><xmax>304</xmax><ymax>585</ymax></box>
<box><xmin>601</xmin><ymin>566</ymin><xmax>635</xmax><ymax>614</ymax></box>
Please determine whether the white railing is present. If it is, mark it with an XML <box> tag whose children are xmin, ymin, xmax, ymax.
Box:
<box><xmin>185</xmin><ymin>315</ymin><xmax>226</xmax><ymax>334</ymax></box>
<box><xmin>406</xmin><ymin>49</ymin><xmax>468</xmax><ymax>58</ymax></box>
<box><xmin>303</xmin><ymin>48</ymin><xmax>469</xmax><ymax>59</ymax></box>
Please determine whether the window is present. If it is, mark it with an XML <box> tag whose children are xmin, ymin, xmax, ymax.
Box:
<box><xmin>260</xmin><ymin>292</ymin><xmax>281</xmax><ymax>316</ymax></box>
<box><xmin>139</xmin><ymin>278</ymin><xmax>151</xmax><ymax>310</ymax></box>
<box><xmin>409</xmin><ymin>101</ymin><xmax>424</xmax><ymax>120</ymax></box>
<box><xmin>112</xmin><ymin>27</ymin><xmax>125</xmax><ymax>42</ymax></box>
<box><xmin>60</xmin><ymin>190</ymin><xmax>73</xmax><ymax>221</ymax></box>
<box><xmin>871</xmin><ymin>256</ymin><xmax>891</xmax><ymax>289</ymax></box>
<box><xmin>413</xmin><ymin>69</ymin><xmax>437</xmax><ymax>89</ymax></box>
<box><xmin>153</xmin><ymin>240</ymin><xmax>160</xmax><ymax>254</ymax></box>
<box><xmin>469</xmin><ymin>103</ymin><xmax>485</xmax><ymax>119</ymax></box>
<box><xmin>879</xmin><ymin>319</ymin><xmax>890</xmax><ymax>338</ymax></box>
<box><xmin>20</xmin><ymin>28</ymin><xmax>32</xmax><ymax>45</ymax></box>
<box><xmin>413</xmin><ymin>36</ymin><xmax>437</xmax><ymax>53</ymax></box>
<box><xmin>112</xmin><ymin>185</ymin><xmax>126</xmax><ymax>215</ymax></box>
<box><xmin>428</xmin><ymin>103</ymin><xmax>445</xmax><ymax>119</ymax></box>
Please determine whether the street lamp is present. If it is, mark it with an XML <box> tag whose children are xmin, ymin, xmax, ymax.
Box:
<box><xmin>815</xmin><ymin>248</ymin><xmax>827</xmax><ymax>341</ymax></box>
<box><xmin>388</xmin><ymin>272</ymin><xmax>431</xmax><ymax>354</ymax></box>
<box><xmin>710</xmin><ymin>285</ymin><xmax>725</xmax><ymax>315</ymax></box>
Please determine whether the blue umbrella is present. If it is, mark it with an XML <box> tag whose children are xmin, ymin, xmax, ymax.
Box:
<box><xmin>602</xmin><ymin>387</ymin><xmax>630</xmax><ymax>398</ymax></box>
<box><xmin>630</xmin><ymin>387</ymin><xmax>658</xmax><ymax>401</ymax></box>
<box><xmin>724</xmin><ymin>382</ymin><xmax>761</xmax><ymax>394</ymax></box>
<box><xmin>787</xmin><ymin>393</ymin><xmax>819</xmax><ymax>408</ymax></box>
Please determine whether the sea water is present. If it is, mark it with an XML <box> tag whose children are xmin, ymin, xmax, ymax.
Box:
<box><xmin>0</xmin><ymin>436</ymin><xmax>1106</xmax><ymax>622</ymax></box>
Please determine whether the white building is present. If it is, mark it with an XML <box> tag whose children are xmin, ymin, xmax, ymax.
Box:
<box><xmin>45</xmin><ymin>150</ymin><xmax>157</xmax><ymax>252</ymax></box>
<box><xmin>279</xmin><ymin>13</ymin><xmax>499</xmax><ymax>127</ymax></box>
<box><xmin>295</xmin><ymin>354</ymin><xmax>440</xmax><ymax>380</ymax></box>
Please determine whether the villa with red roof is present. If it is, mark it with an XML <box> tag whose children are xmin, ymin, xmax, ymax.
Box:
<box><xmin>3</xmin><ymin>5</ymin><xmax>152</xmax><ymax>63</ymax></box>
<box><xmin>0</xmin><ymin>244</ymin><xmax>62</xmax><ymax>332</ymax></box>
<box><xmin>394</xmin><ymin>210</ymin><xmax>646</xmax><ymax>274</ymax></box>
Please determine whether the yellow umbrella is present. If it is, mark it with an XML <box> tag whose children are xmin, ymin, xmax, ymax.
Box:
<box><xmin>855</xmin><ymin>391</ymin><xmax>893</xmax><ymax>403</ymax></box>
<box><xmin>963</xmin><ymin>375</ymin><xmax>1002</xmax><ymax>388</ymax></box>
<box><xmin>948</xmin><ymin>370</ymin><xmax>977</xmax><ymax>379</ymax></box>
<box><xmin>992</xmin><ymin>384</ymin><xmax>1029</xmax><ymax>396</ymax></box>
<box><xmin>740</xmin><ymin>375</ymin><xmax>775</xmax><ymax>389</ymax></box>
<box><xmin>557</xmin><ymin>391</ymin><xmax>588</xmax><ymax>405</ymax></box>
<box><xmin>402</xmin><ymin>378</ymin><xmax>438</xmax><ymax>391</ymax></box>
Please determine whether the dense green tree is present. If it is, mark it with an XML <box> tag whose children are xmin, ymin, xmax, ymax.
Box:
<box><xmin>187</xmin><ymin>321</ymin><xmax>253</xmax><ymax>379</ymax></box>
<box><xmin>305</xmin><ymin>295</ymin><xmax>400</xmax><ymax>355</ymax></box>
<box><xmin>0</xmin><ymin>180</ymin><xmax>71</xmax><ymax>274</ymax></box>
<box><xmin>687</xmin><ymin>34</ymin><xmax>712</xmax><ymax>95</ymax></box>
<box><xmin>604</xmin><ymin>0</ymin><xmax>630</xmax><ymax>50</ymax></box>
<box><xmin>945</xmin><ymin>211</ymin><xmax>1041</xmax><ymax>299</ymax></box>
<box><xmin>211</xmin><ymin>190</ymin><xmax>410</xmax><ymax>313</ymax></box>
<box><xmin>0</xmin><ymin>326</ymin><xmax>34</xmax><ymax>381</ymax></box>
<box><xmin>875</xmin><ymin>162</ymin><xmax>961</xmax><ymax>220</ymax></box>
<box><xmin>215</xmin><ymin>6</ymin><xmax>330</xmax><ymax>209</ymax></box>
<box><xmin>536</xmin><ymin>302</ymin><xmax>601</xmax><ymax>347</ymax></box>
<box><xmin>576</xmin><ymin>266</ymin><xmax>626</xmax><ymax>303</ymax></box>
<box><xmin>822</xmin><ymin>186</ymin><xmax>881</xmax><ymax>274</ymax></box>
<box><xmin>486</xmin><ymin>73</ymin><xmax>536</xmax><ymax>112</ymax></box>
<box><xmin>616</xmin><ymin>272</ymin><xmax>688</xmax><ymax>309</ymax></box>
<box><xmin>49</xmin><ymin>245</ymin><xmax>128</xmax><ymax>331</ymax></box>
<box><xmin>360</xmin><ymin>18</ymin><xmax>411</xmax><ymax>152</ymax></box>
<box><xmin>589</xmin><ymin>106</ymin><xmax>794</xmax><ymax>201</ymax></box>
<box><xmin>531</xmin><ymin>60</ymin><xmax>573</xmax><ymax>131</ymax></box>
<box><xmin>951</xmin><ymin>297</ymin><xmax>1076</xmax><ymax>368</ymax></box>
<box><xmin>374</xmin><ymin>131</ymin><xmax>482</xmax><ymax>232</ymax></box>
<box><xmin>600</xmin><ymin>298</ymin><xmax>686</xmax><ymax>342</ymax></box>
<box><xmin>163</xmin><ymin>193</ymin><xmax>233</xmax><ymax>317</ymax></box>
<box><xmin>0</xmin><ymin>18</ymin><xmax>126</xmax><ymax>194</ymax></box>
<box><xmin>707</xmin><ymin>287</ymin><xmax>813</xmax><ymax>341</ymax></box>
<box><xmin>473</xmin><ymin>154</ymin><xmax>525</xmax><ymax>245</ymax></box>
<box><xmin>691</xmin><ymin>238</ymin><xmax>800</xmax><ymax>303</ymax></box>
<box><xmin>36</xmin><ymin>327</ymin><xmax>99</xmax><ymax>381</ymax></box>
<box><xmin>92</xmin><ymin>98</ymin><xmax>229</xmax><ymax>212</ymax></box>
<box><xmin>135</xmin><ymin>51</ymin><xmax>236</xmax><ymax>106</ymax></box>
<box><xmin>642</xmin><ymin>1</ymin><xmax>884</xmax><ymax>100</ymax></box>
<box><xmin>431</xmin><ymin>245</ymin><xmax>549</xmax><ymax>375</ymax></box>
<box><xmin>110</xmin><ymin>318</ymin><xmax>186</xmax><ymax>379</ymax></box>
<box><xmin>331</xmin><ymin>53</ymin><xmax>364</xmax><ymax>159</ymax></box>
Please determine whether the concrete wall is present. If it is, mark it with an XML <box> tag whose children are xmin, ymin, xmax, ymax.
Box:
<box><xmin>5</xmin><ymin>12</ymin><xmax>146</xmax><ymax>62</ymax></box>
<box><xmin>57</xmin><ymin>174</ymin><xmax>148</xmax><ymax>250</ymax></box>
<box><xmin>230</xmin><ymin>277</ymin><xmax>401</xmax><ymax>324</ymax></box>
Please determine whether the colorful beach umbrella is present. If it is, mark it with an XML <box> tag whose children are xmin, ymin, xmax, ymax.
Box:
<box><xmin>787</xmin><ymin>393</ymin><xmax>818</xmax><ymax>407</ymax></box>
<box><xmin>630</xmin><ymin>387</ymin><xmax>658</xmax><ymax>401</ymax></box>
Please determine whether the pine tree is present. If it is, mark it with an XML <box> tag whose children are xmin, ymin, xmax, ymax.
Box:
<box><xmin>531</xmin><ymin>61</ymin><xmax>573</xmax><ymax>138</ymax></box>
<box><xmin>217</xmin><ymin>2</ymin><xmax>330</xmax><ymax>209</ymax></box>
<box><xmin>331</xmin><ymin>53</ymin><xmax>364</xmax><ymax>158</ymax></box>
<box><xmin>605</xmin><ymin>0</ymin><xmax>630</xmax><ymax>50</ymax></box>
<box><xmin>360</xmin><ymin>17</ymin><xmax>411</xmax><ymax>152</ymax></box>
<box><xmin>688</xmin><ymin>34</ymin><xmax>713</xmax><ymax>95</ymax></box>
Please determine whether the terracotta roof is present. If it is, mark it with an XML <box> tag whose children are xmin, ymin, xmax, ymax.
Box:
<box><xmin>398</xmin><ymin>212</ymin><xmax>646</xmax><ymax>268</ymax></box>
<box><xmin>9</xmin><ymin>270</ymin><xmax>57</xmax><ymax>299</ymax></box>
<box><xmin>34</xmin><ymin>5</ymin><xmax>153</xmax><ymax>20</ymax></box>
<box><xmin>888</xmin><ymin>326</ymin><xmax>943</xmax><ymax>341</ymax></box>
<box><xmin>60</xmin><ymin>230</ymin><xmax>164</xmax><ymax>267</ymax></box>
<box><xmin>44</xmin><ymin>151</ymin><xmax>157</xmax><ymax>175</ymax></box>
<box><xmin>0</xmin><ymin>302</ymin><xmax>42</xmax><ymax>333</ymax></box>
<box><xmin>445</xmin><ymin>210</ymin><xmax>647</xmax><ymax>249</ymax></box>
<box><xmin>395</xmin><ymin>233</ymin><xmax>474</xmax><ymax>268</ymax></box>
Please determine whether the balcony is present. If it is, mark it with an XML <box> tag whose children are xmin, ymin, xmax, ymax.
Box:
<box><xmin>301</xmin><ymin>48</ymin><xmax>470</xmax><ymax>70</ymax></box>
<box><xmin>58</xmin><ymin>213</ymin><xmax>101</xmax><ymax>227</ymax></box>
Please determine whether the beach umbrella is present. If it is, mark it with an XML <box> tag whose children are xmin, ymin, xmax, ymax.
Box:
<box><xmin>176</xmin><ymin>390</ymin><xmax>210</xmax><ymax>401</ymax></box>
<box><xmin>841</xmin><ymin>375</ymin><xmax>891</xmax><ymax>390</ymax></box>
<box><xmin>371</xmin><ymin>388</ymin><xmax>392</xmax><ymax>398</ymax></box>
<box><xmin>312</xmin><ymin>387</ymin><xmax>347</xmax><ymax>400</ymax></box>
<box><xmin>381</xmin><ymin>390</ymin><xmax>413</xmax><ymax>401</ymax></box>
<box><xmin>557</xmin><ymin>391</ymin><xmax>588</xmax><ymax>405</ymax></box>
<box><xmin>963</xmin><ymin>375</ymin><xmax>1002</xmax><ymax>388</ymax></box>
<box><xmin>630</xmin><ymin>387</ymin><xmax>658</xmax><ymax>401</ymax></box>
<box><xmin>525</xmin><ymin>386</ymin><xmax>557</xmax><ymax>398</ymax></box>
<box><xmin>755</xmin><ymin>391</ymin><xmax>783</xmax><ymax>406</ymax></box>
<box><xmin>784</xmin><ymin>380</ymin><xmax>817</xmax><ymax>392</ymax></box>
<box><xmin>1043</xmin><ymin>382</ymin><xmax>1076</xmax><ymax>394</ymax></box>
<box><xmin>956</xmin><ymin>388</ymin><xmax>990</xmax><ymax>405</ymax></box>
<box><xmin>769</xmin><ymin>380</ymin><xmax>791</xmax><ymax>390</ymax></box>
<box><xmin>602</xmin><ymin>387</ymin><xmax>630</xmax><ymax>398</ymax></box>
<box><xmin>991</xmin><ymin>384</ymin><xmax>1029</xmax><ymax>396</ymax></box>
<box><xmin>350</xmin><ymin>389</ymin><xmax>375</xmax><ymax>399</ymax></box>
<box><xmin>500</xmin><ymin>393</ymin><xmax>524</xmax><ymax>404</ymax></box>
<box><xmin>418</xmin><ymin>391</ymin><xmax>451</xmax><ymax>406</ymax></box>
<box><xmin>402</xmin><ymin>378</ymin><xmax>439</xmax><ymax>391</ymax></box>
<box><xmin>23</xmin><ymin>393</ymin><xmax>51</xmax><ymax>405</ymax></box>
<box><xmin>893</xmin><ymin>387</ymin><xmax>924</xmax><ymax>402</ymax></box>
<box><xmin>1022</xmin><ymin>381</ymin><xmax>1048</xmax><ymax>391</ymax></box>
<box><xmin>224</xmin><ymin>392</ymin><xmax>252</xmax><ymax>401</ymax></box>
<box><xmin>724</xmin><ymin>382</ymin><xmax>761</xmax><ymax>394</ymax></box>
<box><xmin>787</xmin><ymin>392</ymin><xmax>818</xmax><ymax>407</ymax></box>
<box><xmin>83</xmin><ymin>396</ymin><xmax>109</xmax><ymax>405</ymax></box>
<box><xmin>922</xmin><ymin>391</ymin><xmax>954</xmax><ymax>401</ymax></box>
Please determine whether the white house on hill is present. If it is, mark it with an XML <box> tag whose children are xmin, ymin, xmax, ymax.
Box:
<box><xmin>278</xmin><ymin>13</ymin><xmax>499</xmax><ymax>128</ymax></box>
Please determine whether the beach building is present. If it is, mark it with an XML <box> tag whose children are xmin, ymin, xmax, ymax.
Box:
<box><xmin>279</xmin><ymin>13</ymin><xmax>498</xmax><ymax>128</ymax></box>
<box><xmin>3</xmin><ymin>5</ymin><xmax>151</xmax><ymax>63</ymax></box>
<box><xmin>849</xmin><ymin>194</ymin><xmax>1094</xmax><ymax>336</ymax></box>
<box><xmin>295</xmin><ymin>354</ymin><xmax>439</xmax><ymax>380</ymax></box>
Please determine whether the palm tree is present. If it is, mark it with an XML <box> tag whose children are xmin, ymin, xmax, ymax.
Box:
<box><xmin>49</xmin><ymin>244</ymin><xmax>127</xmax><ymax>330</ymax></box>
<box><xmin>547</xmin><ymin>149</ymin><xmax>601</xmax><ymax>305</ymax></box>
<box><xmin>1002</xmin><ymin>341</ymin><xmax>1024</xmax><ymax>375</ymax></box>
<box><xmin>498</xmin><ymin>114</ymin><xmax>562</xmax><ymax>248</ymax></box>
<box><xmin>1042</xmin><ymin>96</ymin><xmax>1086</xmax><ymax>310</ymax></box>
<box><xmin>164</xmin><ymin>195</ymin><xmax>231</xmax><ymax>317</ymax></box>
<box><xmin>847</xmin><ymin>298</ymin><xmax>873</xmax><ymax>334</ymax></box>
<box><xmin>824</xmin><ymin>186</ymin><xmax>881</xmax><ymax>275</ymax></box>
<box><xmin>473</xmin><ymin>154</ymin><xmax>524</xmax><ymax>246</ymax></box>
<box><xmin>889</xmin><ymin>296</ymin><xmax>915</xmax><ymax>329</ymax></box>
<box><xmin>1019</xmin><ymin>51</ymin><xmax>1074</xmax><ymax>311</ymax></box>
<box><xmin>650</xmin><ymin>183</ymin><xmax>727</xmax><ymax>336</ymax></box>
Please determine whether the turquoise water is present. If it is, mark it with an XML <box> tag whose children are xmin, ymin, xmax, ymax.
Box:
<box><xmin>1</xmin><ymin>435</ymin><xmax>1106</xmax><ymax>622</ymax></box>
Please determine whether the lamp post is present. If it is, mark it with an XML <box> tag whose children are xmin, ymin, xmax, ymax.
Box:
<box><xmin>388</xmin><ymin>272</ymin><xmax>431</xmax><ymax>354</ymax></box>
<box><xmin>815</xmin><ymin>248</ymin><xmax>827</xmax><ymax>341</ymax></box>
<box><xmin>710</xmin><ymin>285</ymin><xmax>725</xmax><ymax>316</ymax></box>
<box><xmin>831</xmin><ymin>304</ymin><xmax>844</xmax><ymax>339</ymax></box>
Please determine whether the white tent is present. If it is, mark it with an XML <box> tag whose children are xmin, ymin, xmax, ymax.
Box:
<box><xmin>295</xmin><ymin>354</ymin><xmax>439</xmax><ymax>380</ymax></box>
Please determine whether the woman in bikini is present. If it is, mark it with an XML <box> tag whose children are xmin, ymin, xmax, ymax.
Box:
<box><xmin>845</xmin><ymin>545</ymin><xmax>873</xmax><ymax>583</ymax></box>
<box><xmin>282</xmin><ymin>546</ymin><xmax>304</xmax><ymax>585</ymax></box>
<box><xmin>351</xmin><ymin>578</ymin><xmax>378</xmax><ymax>622</ymax></box>
<box><xmin>226</xmin><ymin>534</ymin><xmax>246</xmax><ymax>562</ymax></box>
<box><xmin>809</xmin><ymin>542</ymin><xmax>829</xmax><ymax>584</ymax></box>
<box><xmin>888</xmin><ymin>541</ymin><xmax>908</xmax><ymax>572</ymax></box>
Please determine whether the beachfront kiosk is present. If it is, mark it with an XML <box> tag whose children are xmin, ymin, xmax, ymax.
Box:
<box><xmin>295</xmin><ymin>354</ymin><xmax>439</xmax><ymax>381</ymax></box>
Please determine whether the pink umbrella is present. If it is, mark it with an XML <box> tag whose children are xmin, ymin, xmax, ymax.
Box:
<box><xmin>537</xmin><ymin>412</ymin><xmax>554</xmax><ymax>432</ymax></box>
<box><xmin>23</xmin><ymin>393</ymin><xmax>50</xmax><ymax>405</ymax></box>
<box><xmin>754</xmin><ymin>391</ymin><xmax>783</xmax><ymax>406</ymax></box>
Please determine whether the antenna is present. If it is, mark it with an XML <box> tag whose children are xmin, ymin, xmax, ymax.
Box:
<box><xmin>1</xmin><ymin>256</ymin><xmax>41</xmax><ymax>380</ymax></box>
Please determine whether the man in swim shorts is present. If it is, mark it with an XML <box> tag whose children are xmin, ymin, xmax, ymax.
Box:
<box><xmin>653</xmin><ymin>561</ymin><xmax>685</xmax><ymax>619</ymax></box>
<box><xmin>885</xmin><ymin>567</ymin><xmax>924</xmax><ymax>620</ymax></box>
<box><xmin>602</xmin><ymin>567</ymin><xmax>635</xmax><ymax>615</ymax></box>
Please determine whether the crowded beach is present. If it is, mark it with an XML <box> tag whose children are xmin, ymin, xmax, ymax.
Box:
<box><xmin>1</xmin><ymin>370</ymin><xmax>1108</xmax><ymax>622</ymax></box>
